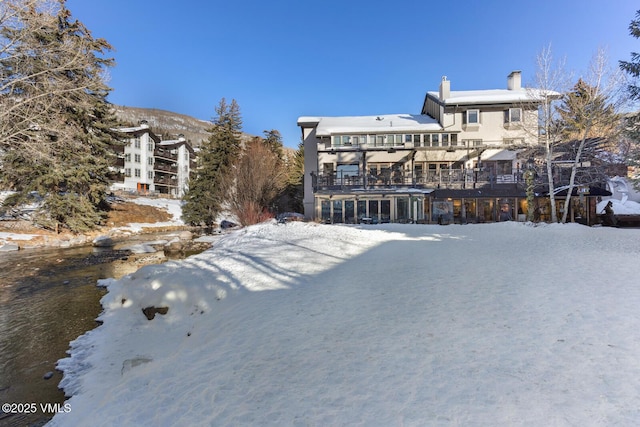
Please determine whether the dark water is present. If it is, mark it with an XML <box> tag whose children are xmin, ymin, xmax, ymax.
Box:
<box><xmin>0</xmin><ymin>235</ymin><xmax>200</xmax><ymax>426</ymax></box>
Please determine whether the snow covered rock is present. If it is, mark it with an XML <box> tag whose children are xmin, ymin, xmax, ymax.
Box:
<box><xmin>92</xmin><ymin>236</ymin><xmax>115</xmax><ymax>247</ymax></box>
<box><xmin>178</xmin><ymin>230</ymin><xmax>193</xmax><ymax>240</ymax></box>
<box><xmin>121</xmin><ymin>243</ymin><xmax>157</xmax><ymax>254</ymax></box>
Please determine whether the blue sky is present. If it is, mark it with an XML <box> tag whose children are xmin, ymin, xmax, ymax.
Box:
<box><xmin>66</xmin><ymin>0</ymin><xmax>639</xmax><ymax>148</ymax></box>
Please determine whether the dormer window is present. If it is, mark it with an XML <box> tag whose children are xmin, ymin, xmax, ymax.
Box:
<box><xmin>504</xmin><ymin>108</ymin><xmax>522</xmax><ymax>123</ymax></box>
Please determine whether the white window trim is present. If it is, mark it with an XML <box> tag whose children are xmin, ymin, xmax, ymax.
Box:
<box><xmin>466</xmin><ymin>109</ymin><xmax>480</xmax><ymax>125</ymax></box>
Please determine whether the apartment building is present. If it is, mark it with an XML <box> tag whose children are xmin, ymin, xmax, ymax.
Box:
<box><xmin>113</xmin><ymin>122</ymin><xmax>195</xmax><ymax>198</ymax></box>
<box><xmin>298</xmin><ymin>71</ymin><xmax>555</xmax><ymax>224</ymax></box>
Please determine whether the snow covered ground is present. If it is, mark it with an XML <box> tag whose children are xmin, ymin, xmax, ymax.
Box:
<box><xmin>48</xmin><ymin>221</ymin><xmax>640</xmax><ymax>426</ymax></box>
<box><xmin>597</xmin><ymin>198</ymin><xmax>640</xmax><ymax>215</ymax></box>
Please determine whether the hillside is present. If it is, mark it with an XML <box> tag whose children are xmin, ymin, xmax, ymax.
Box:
<box><xmin>113</xmin><ymin>106</ymin><xmax>255</xmax><ymax>147</ymax></box>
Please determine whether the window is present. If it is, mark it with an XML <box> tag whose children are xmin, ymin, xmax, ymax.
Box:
<box><xmin>465</xmin><ymin>109</ymin><xmax>480</xmax><ymax>124</ymax></box>
<box><xmin>125</xmin><ymin>168</ymin><xmax>131</xmax><ymax>177</ymax></box>
<box><xmin>321</xmin><ymin>200</ymin><xmax>331</xmax><ymax>223</ymax></box>
<box><xmin>148</xmin><ymin>142</ymin><xmax>153</xmax><ymax>151</ymax></box>
<box><xmin>124</xmin><ymin>153</ymin><xmax>131</xmax><ymax>162</ymax></box>
<box><xmin>134</xmin><ymin>168</ymin><xmax>141</xmax><ymax>177</ymax></box>
<box><xmin>342</xmin><ymin>136</ymin><xmax>352</xmax><ymax>146</ymax></box>
<box><xmin>387</xmin><ymin>135</ymin><xmax>402</xmax><ymax>146</ymax></box>
<box><xmin>496</xmin><ymin>160</ymin><xmax>512</xmax><ymax>175</ymax></box>
<box><xmin>413</xmin><ymin>134</ymin><xmax>421</xmax><ymax>145</ymax></box>
<box><xmin>396</xmin><ymin>198</ymin><xmax>409</xmax><ymax>222</ymax></box>
<box><xmin>332</xmin><ymin>200</ymin><xmax>343</xmax><ymax>223</ymax></box>
<box><xmin>414</xmin><ymin>164</ymin><xmax>423</xmax><ymax>181</ymax></box>
<box><xmin>380</xmin><ymin>199</ymin><xmax>391</xmax><ymax>223</ymax></box>
<box><xmin>504</xmin><ymin>108</ymin><xmax>522</xmax><ymax>123</ymax></box>
<box><xmin>357</xmin><ymin>200</ymin><xmax>367</xmax><ymax>221</ymax></box>
<box><xmin>134</xmin><ymin>137</ymin><xmax>141</xmax><ymax>148</ymax></box>
<box><xmin>450</xmin><ymin>133</ymin><xmax>458</xmax><ymax>146</ymax></box>
<box><xmin>134</xmin><ymin>154</ymin><xmax>141</xmax><ymax>163</ymax></box>
<box><xmin>463</xmin><ymin>139</ymin><xmax>483</xmax><ymax>147</ymax></box>
<box><xmin>337</xmin><ymin>164</ymin><xmax>359</xmax><ymax>180</ymax></box>
<box><xmin>431</xmin><ymin>134</ymin><xmax>440</xmax><ymax>147</ymax></box>
<box><xmin>148</xmin><ymin>171</ymin><xmax>153</xmax><ymax>179</ymax></box>
<box><xmin>148</xmin><ymin>157</ymin><xmax>153</xmax><ymax>165</ymax></box>
<box><xmin>504</xmin><ymin>138</ymin><xmax>524</xmax><ymax>145</ymax></box>
<box><xmin>405</xmin><ymin>134</ymin><xmax>412</xmax><ymax>144</ymax></box>
<box><xmin>442</xmin><ymin>133</ymin><xmax>449</xmax><ymax>146</ymax></box>
<box><xmin>369</xmin><ymin>200</ymin><xmax>379</xmax><ymax>222</ymax></box>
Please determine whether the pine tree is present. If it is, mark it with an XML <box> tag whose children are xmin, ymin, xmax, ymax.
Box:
<box><xmin>620</xmin><ymin>10</ymin><xmax>640</xmax><ymax>100</ymax></box>
<box><xmin>557</xmin><ymin>79</ymin><xmax>617</xmax><ymax>140</ymax></box>
<box><xmin>262</xmin><ymin>129</ymin><xmax>284</xmax><ymax>160</ymax></box>
<box><xmin>182</xmin><ymin>98</ymin><xmax>242</xmax><ymax>228</ymax></box>
<box><xmin>555</xmin><ymin>66</ymin><xmax>621</xmax><ymax>223</ymax></box>
<box><xmin>0</xmin><ymin>0</ymin><xmax>122</xmax><ymax>232</ymax></box>
<box><xmin>620</xmin><ymin>10</ymin><xmax>640</xmax><ymax>190</ymax></box>
<box><xmin>285</xmin><ymin>141</ymin><xmax>305</xmax><ymax>213</ymax></box>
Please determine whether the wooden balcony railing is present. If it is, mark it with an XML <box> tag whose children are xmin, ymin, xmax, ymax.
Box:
<box><xmin>154</xmin><ymin>149</ymin><xmax>177</xmax><ymax>161</ymax></box>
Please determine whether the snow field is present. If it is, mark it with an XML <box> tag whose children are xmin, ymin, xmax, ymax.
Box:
<box><xmin>49</xmin><ymin>222</ymin><xmax>640</xmax><ymax>426</ymax></box>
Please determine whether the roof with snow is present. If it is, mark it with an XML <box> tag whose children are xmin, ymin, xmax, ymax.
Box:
<box><xmin>427</xmin><ymin>88</ymin><xmax>560</xmax><ymax>106</ymax></box>
<box><xmin>117</xmin><ymin>124</ymin><xmax>150</xmax><ymax>133</ymax></box>
<box><xmin>297</xmin><ymin>114</ymin><xmax>442</xmax><ymax>136</ymax></box>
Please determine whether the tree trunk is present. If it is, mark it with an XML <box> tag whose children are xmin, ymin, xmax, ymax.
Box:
<box><xmin>546</xmin><ymin>138</ymin><xmax>558</xmax><ymax>223</ymax></box>
<box><xmin>561</xmin><ymin>125</ymin><xmax>591</xmax><ymax>224</ymax></box>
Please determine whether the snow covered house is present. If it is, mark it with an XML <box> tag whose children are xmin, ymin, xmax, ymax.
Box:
<box><xmin>112</xmin><ymin>122</ymin><xmax>195</xmax><ymax>197</ymax></box>
<box><xmin>298</xmin><ymin>71</ymin><xmax>560</xmax><ymax>224</ymax></box>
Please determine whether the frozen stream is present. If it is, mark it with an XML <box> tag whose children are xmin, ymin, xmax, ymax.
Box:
<box><xmin>0</xmin><ymin>233</ymin><xmax>208</xmax><ymax>426</ymax></box>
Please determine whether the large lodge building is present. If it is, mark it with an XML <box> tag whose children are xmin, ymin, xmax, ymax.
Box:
<box><xmin>298</xmin><ymin>71</ymin><xmax>610</xmax><ymax>225</ymax></box>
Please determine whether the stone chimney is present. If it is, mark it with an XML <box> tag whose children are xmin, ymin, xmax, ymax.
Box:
<box><xmin>507</xmin><ymin>71</ymin><xmax>521</xmax><ymax>90</ymax></box>
<box><xmin>439</xmin><ymin>76</ymin><xmax>450</xmax><ymax>100</ymax></box>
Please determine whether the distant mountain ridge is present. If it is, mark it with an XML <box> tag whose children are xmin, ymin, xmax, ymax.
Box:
<box><xmin>113</xmin><ymin>106</ymin><xmax>254</xmax><ymax>147</ymax></box>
